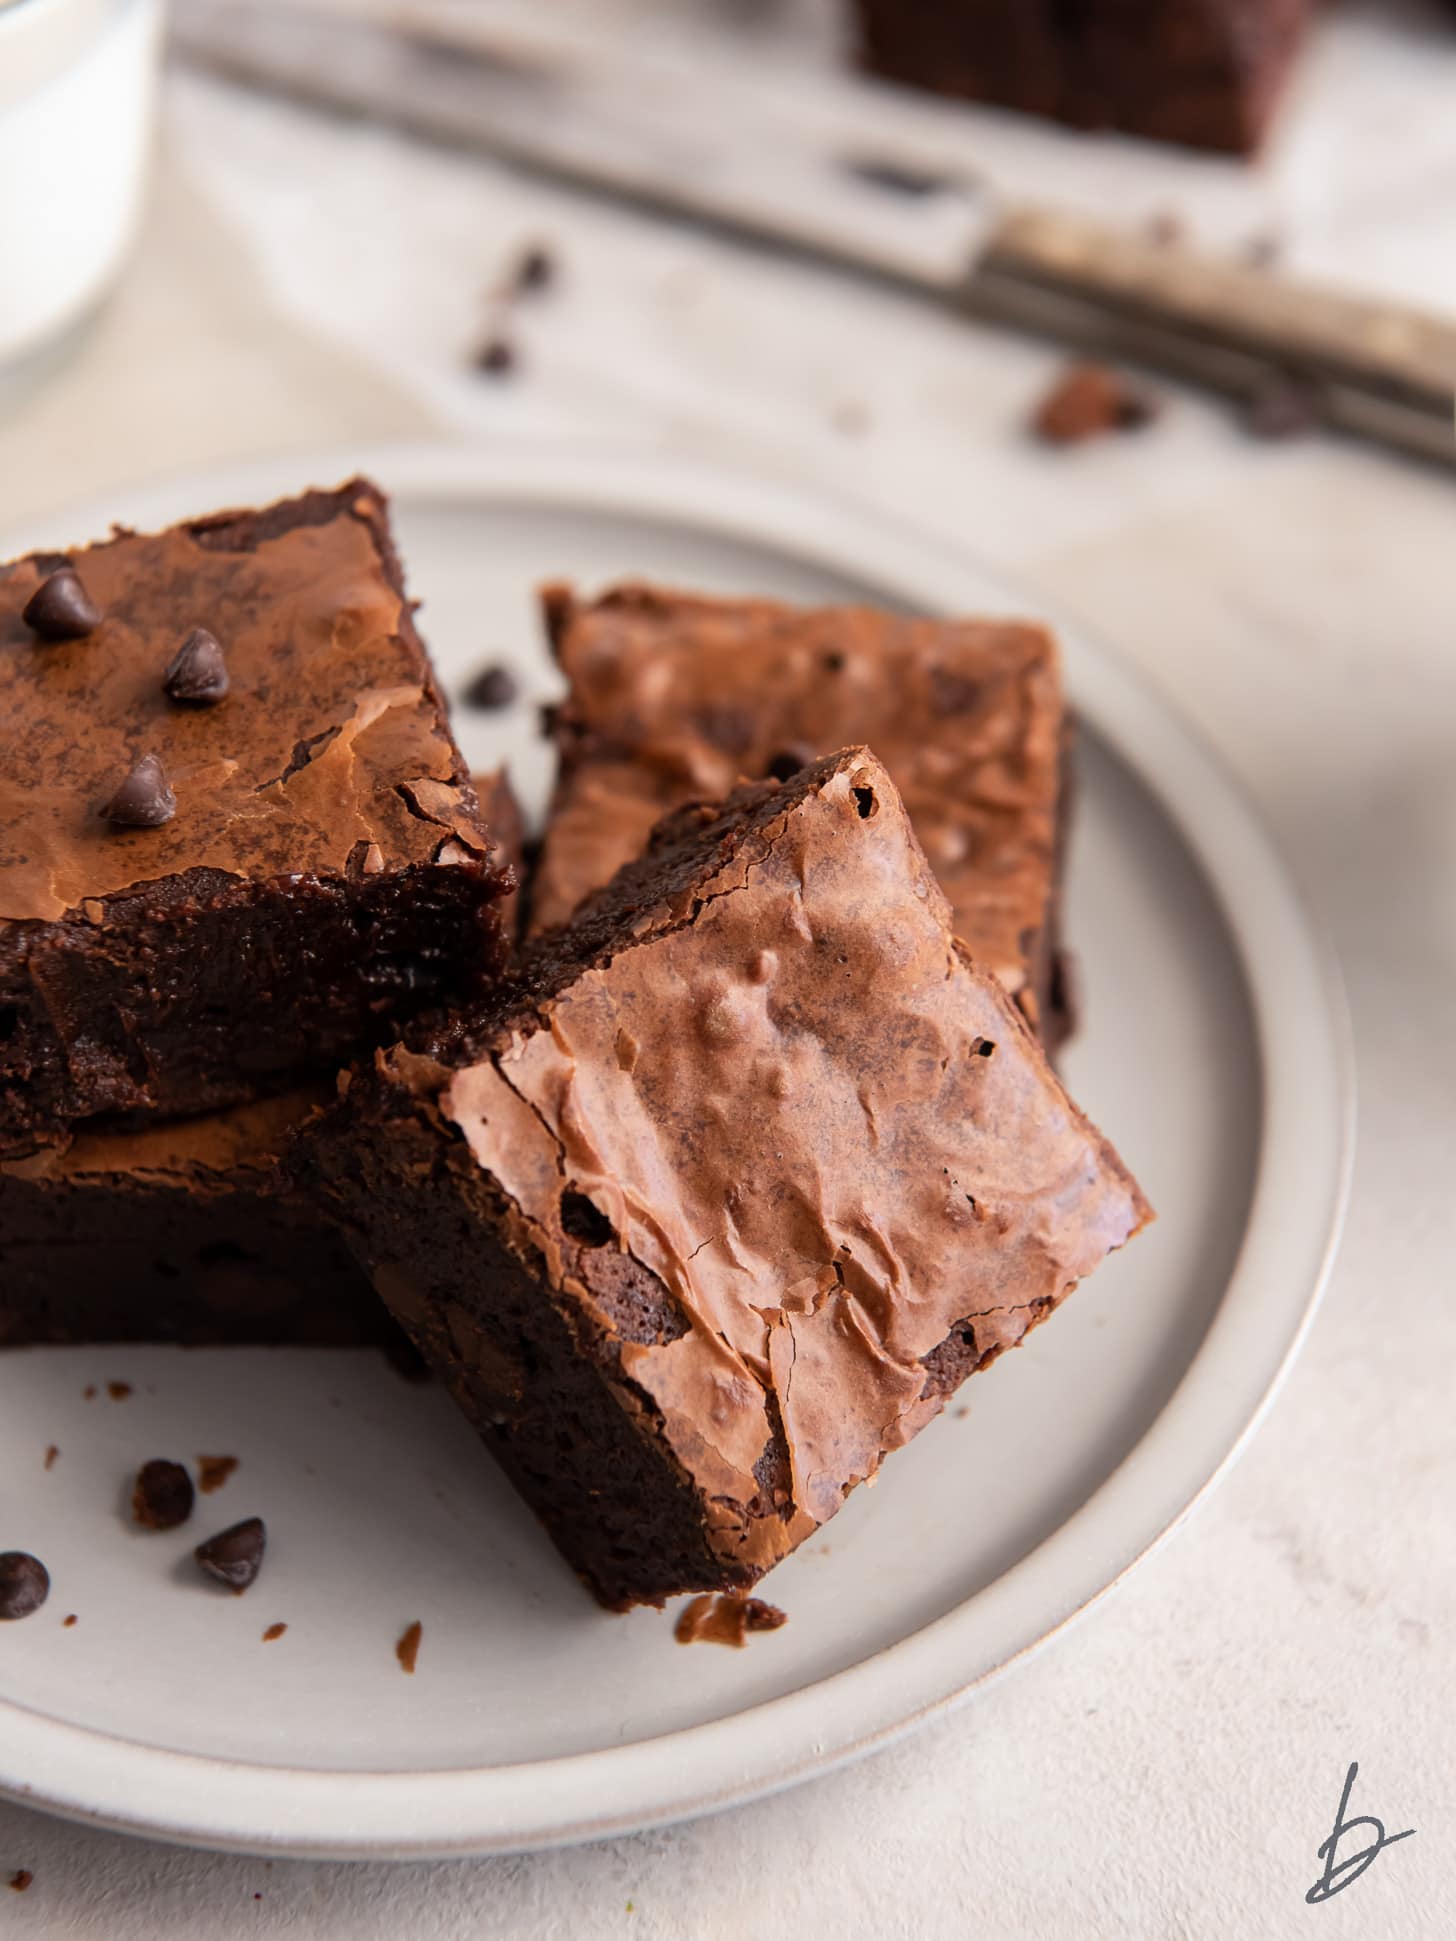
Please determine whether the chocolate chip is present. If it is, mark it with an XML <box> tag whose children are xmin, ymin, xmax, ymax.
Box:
<box><xmin>511</xmin><ymin>243</ymin><xmax>556</xmax><ymax>294</ymax></box>
<box><xmin>7</xmin><ymin>1870</ymin><xmax>32</xmax><ymax>1893</ymax></box>
<box><xmin>765</xmin><ymin>744</ymin><xmax>815</xmax><ymax>783</ymax></box>
<box><xmin>472</xmin><ymin>335</ymin><xmax>517</xmax><ymax>376</ymax></box>
<box><xmin>930</xmin><ymin>668</ymin><xmax>983</xmax><ymax>716</ymax></box>
<box><xmin>463</xmin><ymin>662</ymin><xmax>519</xmax><ymax>710</ymax></box>
<box><xmin>101</xmin><ymin>754</ymin><xmax>176</xmax><ymax>829</ymax></box>
<box><xmin>132</xmin><ymin>1459</ymin><xmax>195</xmax><ymax>1531</ymax></box>
<box><xmin>163</xmin><ymin>627</ymin><xmax>229</xmax><ymax>704</ymax></box>
<box><xmin>194</xmin><ymin>1516</ymin><xmax>265</xmax><ymax>1594</ymax></box>
<box><xmin>1243</xmin><ymin>374</ymin><xmax>1321</xmax><ymax>441</ymax></box>
<box><xmin>22</xmin><ymin>568</ymin><xmax>101</xmax><ymax>641</ymax></box>
<box><xmin>0</xmin><ymin>1552</ymin><xmax>50</xmax><ymax>1621</ymax></box>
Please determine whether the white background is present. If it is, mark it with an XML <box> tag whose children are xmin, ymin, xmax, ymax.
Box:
<box><xmin>1</xmin><ymin>2</ymin><xmax>1454</xmax><ymax>1933</ymax></box>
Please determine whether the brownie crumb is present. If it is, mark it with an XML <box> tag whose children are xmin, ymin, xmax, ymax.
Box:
<box><xmin>132</xmin><ymin>1459</ymin><xmax>195</xmax><ymax>1531</ymax></box>
<box><xmin>1032</xmin><ymin>362</ymin><xmax>1159</xmax><ymax>445</ymax></box>
<box><xmin>472</xmin><ymin>335</ymin><xmax>517</xmax><ymax>377</ymax></box>
<box><xmin>163</xmin><ymin>627</ymin><xmax>230</xmax><ymax>705</ymax></box>
<box><xmin>106</xmin><ymin>1380</ymin><xmax>133</xmax><ymax>1401</ymax></box>
<box><xmin>0</xmin><ymin>1553</ymin><xmax>50</xmax><ymax>1622</ymax></box>
<box><xmin>674</xmin><ymin>1591</ymin><xmax>788</xmax><ymax>1647</ymax></box>
<box><xmin>195</xmin><ymin>1517</ymin><xmax>266</xmax><ymax>1594</ymax></box>
<box><xmin>262</xmin><ymin>1622</ymin><xmax>287</xmax><ymax>1643</ymax></box>
<box><xmin>395</xmin><ymin>1620</ymin><xmax>423</xmax><ymax>1674</ymax></box>
<box><xmin>7</xmin><ymin>1870</ymin><xmax>32</xmax><ymax>1893</ymax></box>
<box><xmin>62</xmin><ymin>1614</ymin><xmax>78</xmax><ymax>1627</ymax></box>
<box><xmin>43</xmin><ymin>1446</ymin><xmax>58</xmax><ymax>1471</ymax></box>
<box><xmin>197</xmin><ymin>1454</ymin><xmax>238</xmax><ymax>1495</ymax></box>
<box><xmin>463</xmin><ymin>663</ymin><xmax>519</xmax><ymax>712</ymax></box>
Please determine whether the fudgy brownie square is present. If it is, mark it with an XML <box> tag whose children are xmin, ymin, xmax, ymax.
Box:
<box><xmin>851</xmin><ymin>0</ymin><xmax>1311</xmax><ymax>156</ymax></box>
<box><xmin>532</xmin><ymin>584</ymin><xmax>1071</xmax><ymax>1044</ymax></box>
<box><xmin>303</xmin><ymin>749</ymin><xmax>1149</xmax><ymax>1610</ymax></box>
<box><xmin>0</xmin><ymin>481</ymin><xmax>512</xmax><ymax>1158</ymax></box>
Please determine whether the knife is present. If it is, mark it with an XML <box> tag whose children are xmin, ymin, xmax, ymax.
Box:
<box><xmin>172</xmin><ymin>0</ymin><xmax>1456</xmax><ymax>467</ymax></box>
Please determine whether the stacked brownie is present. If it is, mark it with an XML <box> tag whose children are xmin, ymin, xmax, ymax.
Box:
<box><xmin>1</xmin><ymin>484</ymin><xmax>1150</xmax><ymax>1612</ymax></box>
<box><xmin>0</xmin><ymin>481</ymin><xmax>515</xmax><ymax>1348</ymax></box>
<box><xmin>851</xmin><ymin>0</ymin><xmax>1312</xmax><ymax>155</ymax></box>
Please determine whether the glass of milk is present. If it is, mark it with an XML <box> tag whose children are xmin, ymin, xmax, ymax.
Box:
<box><xmin>0</xmin><ymin>0</ymin><xmax>165</xmax><ymax>373</ymax></box>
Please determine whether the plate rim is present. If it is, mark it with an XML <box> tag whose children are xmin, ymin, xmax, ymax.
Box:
<box><xmin>0</xmin><ymin>440</ymin><xmax>1354</xmax><ymax>1859</ymax></box>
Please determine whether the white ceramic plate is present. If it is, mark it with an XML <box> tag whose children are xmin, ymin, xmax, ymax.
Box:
<box><xmin>0</xmin><ymin>444</ymin><xmax>1351</xmax><ymax>1859</ymax></box>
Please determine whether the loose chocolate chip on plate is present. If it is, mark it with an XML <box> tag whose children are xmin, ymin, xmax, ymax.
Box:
<box><xmin>22</xmin><ymin>568</ymin><xmax>101</xmax><ymax>641</ymax></box>
<box><xmin>163</xmin><ymin>627</ymin><xmax>230</xmax><ymax>704</ymax></box>
<box><xmin>132</xmin><ymin>1458</ymin><xmax>195</xmax><ymax>1531</ymax></box>
<box><xmin>0</xmin><ymin>1552</ymin><xmax>50</xmax><ymax>1621</ymax></box>
<box><xmin>195</xmin><ymin>1517</ymin><xmax>266</xmax><ymax>1594</ymax></box>
<box><xmin>101</xmin><ymin>754</ymin><xmax>176</xmax><ymax>829</ymax></box>
<box><xmin>463</xmin><ymin>662</ymin><xmax>519</xmax><ymax>711</ymax></box>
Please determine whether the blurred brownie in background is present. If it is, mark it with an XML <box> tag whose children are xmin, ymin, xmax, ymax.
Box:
<box><xmin>851</xmin><ymin>0</ymin><xmax>1311</xmax><ymax>155</ymax></box>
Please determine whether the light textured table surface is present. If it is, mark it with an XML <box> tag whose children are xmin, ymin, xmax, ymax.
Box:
<box><xmin>2</xmin><ymin>7</ymin><xmax>1455</xmax><ymax>1935</ymax></box>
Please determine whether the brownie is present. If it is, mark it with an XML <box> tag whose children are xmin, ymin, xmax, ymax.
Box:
<box><xmin>0</xmin><ymin>769</ymin><xmax>525</xmax><ymax>1352</ymax></box>
<box><xmin>851</xmin><ymin>0</ymin><xmax>1311</xmax><ymax>156</ymax></box>
<box><xmin>302</xmin><ymin>748</ymin><xmax>1150</xmax><ymax>1609</ymax></box>
<box><xmin>0</xmin><ymin>1089</ymin><xmax>386</xmax><ymax>1348</ymax></box>
<box><xmin>0</xmin><ymin>481</ymin><xmax>511</xmax><ymax>1159</ymax></box>
<box><xmin>532</xmin><ymin>584</ymin><xmax>1071</xmax><ymax>1044</ymax></box>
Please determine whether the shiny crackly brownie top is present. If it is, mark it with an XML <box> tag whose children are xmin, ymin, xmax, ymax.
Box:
<box><xmin>0</xmin><ymin>480</ymin><xmax>493</xmax><ymax>926</ymax></box>
<box><xmin>390</xmin><ymin>748</ymin><xmax>1149</xmax><ymax>1579</ymax></box>
<box><xmin>532</xmin><ymin>583</ymin><xmax>1063</xmax><ymax>1014</ymax></box>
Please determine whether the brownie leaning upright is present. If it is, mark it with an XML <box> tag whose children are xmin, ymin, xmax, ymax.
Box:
<box><xmin>303</xmin><ymin>750</ymin><xmax>1150</xmax><ymax>1610</ymax></box>
<box><xmin>0</xmin><ymin>481</ymin><xmax>513</xmax><ymax>1159</ymax></box>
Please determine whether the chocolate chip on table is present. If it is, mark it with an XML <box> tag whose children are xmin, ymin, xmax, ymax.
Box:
<box><xmin>510</xmin><ymin>242</ymin><xmax>556</xmax><ymax>295</ymax></box>
<box><xmin>463</xmin><ymin>662</ymin><xmax>519</xmax><ymax>711</ymax></box>
<box><xmin>101</xmin><ymin>754</ymin><xmax>176</xmax><ymax>829</ymax></box>
<box><xmin>472</xmin><ymin>334</ymin><xmax>517</xmax><ymax>377</ymax></box>
<box><xmin>132</xmin><ymin>1459</ymin><xmax>195</xmax><ymax>1531</ymax></box>
<box><xmin>194</xmin><ymin>1517</ymin><xmax>266</xmax><ymax>1594</ymax></box>
<box><xmin>0</xmin><ymin>1552</ymin><xmax>50</xmax><ymax>1621</ymax></box>
<box><xmin>163</xmin><ymin>627</ymin><xmax>230</xmax><ymax>704</ymax></box>
<box><xmin>22</xmin><ymin>567</ymin><xmax>101</xmax><ymax>641</ymax></box>
<box><xmin>1031</xmin><ymin>361</ymin><xmax>1160</xmax><ymax>445</ymax></box>
<box><xmin>1243</xmin><ymin>373</ymin><xmax>1321</xmax><ymax>441</ymax></box>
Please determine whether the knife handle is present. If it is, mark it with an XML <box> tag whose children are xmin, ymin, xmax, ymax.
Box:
<box><xmin>966</xmin><ymin>204</ymin><xmax>1456</xmax><ymax>449</ymax></box>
